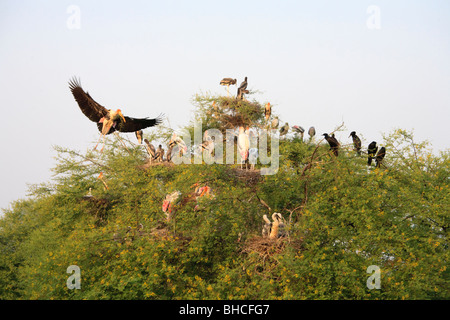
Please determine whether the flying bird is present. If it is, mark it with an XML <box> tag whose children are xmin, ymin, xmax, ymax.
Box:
<box><xmin>368</xmin><ymin>141</ymin><xmax>378</xmax><ymax>166</ymax></box>
<box><xmin>308</xmin><ymin>127</ymin><xmax>316</xmax><ymax>140</ymax></box>
<box><xmin>349</xmin><ymin>131</ymin><xmax>362</xmax><ymax>155</ymax></box>
<box><xmin>264</xmin><ymin>103</ymin><xmax>271</xmax><ymax>121</ymax></box>
<box><xmin>375</xmin><ymin>147</ymin><xmax>386</xmax><ymax>168</ymax></box>
<box><xmin>69</xmin><ymin>77</ymin><xmax>163</xmax><ymax>151</ymax></box>
<box><xmin>323</xmin><ymin>133</ymin><xmax>340</xmax><ymax>156</ymax></box>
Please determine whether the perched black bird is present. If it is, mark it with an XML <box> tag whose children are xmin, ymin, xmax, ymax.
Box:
<box><xmin>375</xmin><ymin>147</ymin><xmax>386</xmax><ymax>168</ymax></box>
<box><xmin>323</xmin><ymin>133</ymin><xmax>340</xmax><ymax>156</ymax></box>
<box><xmin>349</xmin><ymin>131</ymin><xmax>362</xmax><ymax>154</ymax></box>
<box><xmin>368</xmin><ymin>141</ymin><xmax>378</xmax><ymax>166</ymax></box>
<box><xmin>237</xmin><ymin>77</ymin><xmax>248</xmax><ymax>100</ymax></box>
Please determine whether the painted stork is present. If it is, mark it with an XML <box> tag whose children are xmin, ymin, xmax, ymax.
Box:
<box><xmin>308</xmin><ymin>127</ymin><xmax>316</xmax><ymax>140</ymax></box>
<box><xmin>375</xmin><ymin>146</ymin><xmax>386</xmax><ymax>168</ymax></box>
<box><xmin>201</xmin><ymin>135</ymin><xmax>215</xmax><ymax>158</ymax></box>
<box><xmin>69</xmin><ymin>77</ymin><xmax>163</xmax><ymax>151</ymax></box>
<box><xmin>368</xmin><ymin>141</ymin><xmax>378</xmax><ymax>166</ymax></box>
<box><xmin>262</xmin><ymin>214</ymin><xmax>272</xmax><ymax>238</ymax></box>
<box><xmin>169</xmin><ymin>133</ymin><xmax>188</xmax><ymax>158</ymax></box>
<box><xmin>237</xmin><ymin>126</ymin><xmax>250</xmax><ymax>169</ymax></box>
<box><xmin>264</xmin><ymin>103</ymin><xmax>271</xmax><ymax>121</ymax></box>
<box><xmin>349</xmin><ymin>131</ymin><xmax>362</xmax><ymax>155</ymax></box>
<box><xmin>97</xmin><ymin>172</ymin><xmax>109</xmax><ymax>190</ymax></box>
<box><xmin>154</xmin><ymin>145</ymin><xmax>164</xmax><ymax>162</ymax></box>
<box><xmin>135</xmin><ymin>130</ymin><xmax>143</xmax><ymax>144</ymax></box>
<box><xmin>269</xmin><ymin>213</ymin><xmax>286</xmax><ymax>239</ymax></box>
<box><xmin>271</xmin><ymin>116</ymin><xmax>279</xmax><ymax>130</ymax></box>
<box><xmin>143</xmin><ymin>139</ymin><xmax>156</xmax><ymax>160</ymax></box>
<box><xmin>237</xmin><ymin>77</ymin><xmax>248</xmax><ymax>100</ymax></box>
<box><xmin>279</xmin><ymin>122</ymin><xmax>289</xmax><ymax>138</ymax></box>
<box><xmin>292</xmin><ymin>125</ymin><xmax>305</xmax><ymax>141</ymax></box>
<box><xmin>162</xmin><ymin>191</ymin><xmax>181</xmax><ymax>221</ymax></box>
<box><xmin>220</xmin><ymin>78</ymin><xmax>237</xmax><ymax>96</ymax></box>
<box><xmin>323</xmin><ymin>133</ymin><xmax>340</xmax><ymax>156</ymax></box>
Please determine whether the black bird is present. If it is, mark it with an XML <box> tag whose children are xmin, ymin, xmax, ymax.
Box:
<box><xmin>323</xmin><ymin>133</ymin><xmax>340</xmax><ymax>156</ymax></box>
<box><xmin>375</xmin><ymin>147</ymin><xmax>386</xmax><ymax>168</ymax></box>
<box><xmin>237</xmin><ymin>77</ymin><xmax>248</xmax><ymax>100</ymax></box>
<box><xmin>69</xmin><ymin>77</ymin><xmax>163</xmax><ymax>150</ymax></box>
<box><xmin>349</xmin><ymin>131</ymin><xmax>362</xmax><ymax>155</ymax></box>
<box><xmin>368</xmin><ymin>141</ymin><xmax>378</xmax><ymax>166</ymax></box>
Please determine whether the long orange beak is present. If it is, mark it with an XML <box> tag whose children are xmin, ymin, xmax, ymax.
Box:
<box><xmin>117</xmin><ymin>109</ymin><xmax>126</xmax><ymax>122</ymax></box>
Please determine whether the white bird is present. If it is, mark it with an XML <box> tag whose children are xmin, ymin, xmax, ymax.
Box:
<box><xmin>237</xmin><ymin>126</ymin><xmax>250</xmax><ymax>169</ymax></box>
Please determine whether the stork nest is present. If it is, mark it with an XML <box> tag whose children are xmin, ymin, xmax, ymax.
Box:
<box><xmin>205</xmin><ymin>96</ymin><xmax>265</xmax><ymax>130</ymax></box>
<box><xmin>231</xmin><ymin>167</ymin><xmax>263</xmax><ymax>185</ymax></box>
<box><xmin>242</xmin><ymin>235</ymin><xmax>304</xmax><ymax>258</ymax></box>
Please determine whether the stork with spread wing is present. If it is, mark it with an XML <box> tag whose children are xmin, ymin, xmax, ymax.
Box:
<box><xmin>69</xmin><ymin>77</ymin><xmax>163</xmax><ymax>151</ymax></box>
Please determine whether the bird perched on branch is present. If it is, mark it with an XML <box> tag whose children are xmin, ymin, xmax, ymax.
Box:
<box><xmin>220</xmin><ymin>78</ymin><xmax>237</xmax><ymax>96</ymax></box>
<box><xmin>323</xmin><ymin>133</ymin><xmax>340</xmax><ymax>156</ymax></box>
<box><xmin>279</xmin><ymin>122</ymin><xmax>289</xmax><ymax>139</ymax></box>
<box><xmin>375</xmin><ymin>146</ymin><xmax>386</xmax><ymax>168</ymax></box>
<box><xmin>308</xmin><ymin>127</ymin><xmax>316</xmax><ymax>140</ymax></box>
<box><xmin>69</xmin><ymin>77</ymin><xmax>163</xmax><ymax>151</ymax></box>
<box><xmin>368</xmin><ymin>141</ymin><xmax>378</xmax><ymax>166</ymax></box>
<box><xmin>349</xmin><ymin>131</ymin><xmax>362</xmax><ymax>155</ymax></box>
<box><xmin>264</xmin><ymin>103</ymin><xmax>271</xmax><ymax>121</ymax></box>
<box><xmin>292</xmin><ymin>125</ymin><xmax>305</xmax><ymax>141</ymax></box>
<box><xmin>237</xmin><ymin>77</ymin><xmax>248</xmax><ymax>100</ymax></box>
<box><xmin>271</xmin><ymin>116</ymin><xmax>279</xmax><ymax>130</ymax></box>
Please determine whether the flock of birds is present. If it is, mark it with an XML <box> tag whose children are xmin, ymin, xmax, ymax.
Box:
<box><xmin>68</xmin><ymin>76</ymin><xmax>386</xmax><ymax>169</ymax></box>
<box><xmin>69</xmin><ymin>76</ymin><xmax>388</xmax><ymax>240</ymax></box>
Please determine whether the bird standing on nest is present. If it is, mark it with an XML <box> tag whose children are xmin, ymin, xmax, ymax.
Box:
<box><xmin>269</xmin><ymin>213</ymin><xmax>286</xmax><ymax>239</ymax></box>
<box><xmin>69</xmin><ymin>77</ymin><xmax>163</xmax><ymax>152</ymax></box>
<box><xmin>237</xmin><ymin>77</ymin><xmax>248</xmax><ymax>100</ymax></box>
<box><xmin>237</xmin><ymin>126</ymin><xmax>250</xmax><ymax>169</ymax></box>
<box><xmin>220</xmin><ymin>78</ymin><xmax>237</xmax><ymax>96</ymax></box>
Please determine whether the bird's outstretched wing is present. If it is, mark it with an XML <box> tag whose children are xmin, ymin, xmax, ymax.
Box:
<box><xmin>69</xmin><ymin>77</ymin><xmax>109</xmax><ymax>122</ymax></box>
<box><xmin>117</xmin><ymin>114</ymin><xmax>164</xmax><ymax>132</ymax></box>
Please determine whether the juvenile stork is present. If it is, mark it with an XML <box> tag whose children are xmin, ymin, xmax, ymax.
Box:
<box><xmin>292</xmin><ymin>125</ymin><xmax>305</xmax><ymax>141</ymax></box>
<box><xmin>279</xmin><ymin>122</ymin><xmax>289</xmax><ymax>139</ymax></box>
<box><xmin>264</xmin><ymin>103</ymin><xmax>271</xmax><ymax>121</ymax></box>
<box><xmin>69</xmin><ymin>77</ymin><xmax>163</xmax><ymax>151</ymax></box>
<box><xmin>237</xmin><ymin>77</ymin><xmax>248</xmax><ymax>100</ymax></box>
<box><xmin>308</xmin><ymin>127</ymin><xmax>316</xmax><ymax>140</ymax></box>
<box><xmin>375</xmin><ymin>147</ymin><xmax>386</xmax><ymax>168</ymax></box>
<box><xmin>220</xmin><ymin>78</ymin><xmax>237</xmax><ymax>96</ymax></box>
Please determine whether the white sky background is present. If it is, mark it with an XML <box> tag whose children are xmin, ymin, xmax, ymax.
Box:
<box><xmin>0</xmin><ymin>0</ymin><xmax>449</xmax><ymax>211</ymax></box>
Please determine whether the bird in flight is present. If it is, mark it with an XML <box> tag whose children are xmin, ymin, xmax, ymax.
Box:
<box><xmin>69</xmin><ymin>77</ymin><xmax>163</xmax><ymax>151</ymax></box>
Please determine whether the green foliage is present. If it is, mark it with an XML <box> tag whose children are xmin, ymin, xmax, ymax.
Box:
<box><xmin>0</xmin><ymin>95</ymin><xmax>448</xmax><ymax>300</ymax></box>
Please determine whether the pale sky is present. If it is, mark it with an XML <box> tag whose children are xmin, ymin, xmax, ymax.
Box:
<box><xmin>0</xmin><ymin>0</ymin><xmax>449</xmax><ymax>211</ymax></box>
